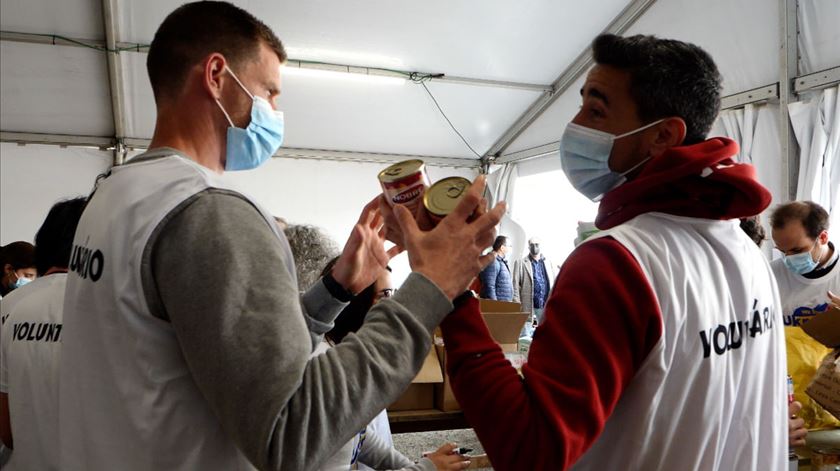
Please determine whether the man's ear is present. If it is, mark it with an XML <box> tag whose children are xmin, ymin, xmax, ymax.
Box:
<box><xmin>203</xmin><ymin>53</ymin><xmax>227</xmax><ymax>100</ymax></box>
<box><xmin>648</xmin><ymin>117</ymin><xmax>687</xmax><ymax>158</ymax></box>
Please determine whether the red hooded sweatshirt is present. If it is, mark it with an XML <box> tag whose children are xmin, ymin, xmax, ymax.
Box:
<box><xmin>440</xmin><ymin>138</ymin><xmax>771</xmax><ymax>471</ymax></box>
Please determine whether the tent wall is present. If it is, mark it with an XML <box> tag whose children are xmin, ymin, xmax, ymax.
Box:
<box><xmin>0</xmin><ymin>142</ymin><xmax>476</xmax><ymax>284</ymax></box>
<box><xmin>0</xmin><ymin>143</ymin><xmax>111</xmax><ymax>244</ymax></box>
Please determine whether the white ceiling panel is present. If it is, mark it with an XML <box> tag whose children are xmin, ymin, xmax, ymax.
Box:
<box><xmin>0</xmin><ymin>0</ymin><xmax>103</xmax><ymax>40</ymax></box>
<box><xmin>117</xmin><ymin>0</ymin><xmax>629</xmax><ymax>85</ymax></box>
<box><xmin>625</xmin><ymin>0</ymin><xmax>779</xmax><ymax>95</ymax></box>
<box><xmin>121</xmin><ymin>51</ymin><xmax>541</xmax><ymax>157</ymax></box>
<box><xmin>122</xmin><ymin>51</ymin><xmax>155</xmax><ymax>139</ymax></box>
<box><xmin>799</xmin><ymin>0</ymin><xmax>840</xmax><ymax>74</ymax></box>
<box><xmin>276</xmin><ymin>76</ymin><xmax>542</xmax><ymax>158</ymax></box>
<box><xmin>504</xmin><ymin>74</ymin><xmax>586</xmax><ymax>156</ymax></box>
<box><xmin>0</xmin><ymin>42</ymin><xmax>114</xmax><ymax>137</ymax></box>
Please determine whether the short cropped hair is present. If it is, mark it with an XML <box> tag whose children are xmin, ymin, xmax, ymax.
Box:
<box><xmin>147</xmin><ymin>1</ymin><xmax>286</xmax><ymax>101</ymax></box>
<box><xmin>492</xmin><ymin>235</ymin><xmax>508</xmax><ymax>252</ymax></box>
<box><xmin>592</xmin><ymin>34</ymin><xmax>722</xmax><ymax>145</ymax></box>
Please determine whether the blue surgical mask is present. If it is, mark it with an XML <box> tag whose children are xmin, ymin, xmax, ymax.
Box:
<box><xmin>11</xmin><ymin>274</ymin><xmax>32</xmax><ymax>290</ymax></box>
<box><xmin>783</xmin><ymin>242</ymin><xmax>819</xmax><ymax>275</ymax></box>
<box><xmin>560</xmin><ymin>120</ymin><xmax>664</xmax><ymax>201</ymax></box>
<box><xmin>215</xmin><ymin>66</ymin><xmax>284</xmax><ymax>171</ymax></box>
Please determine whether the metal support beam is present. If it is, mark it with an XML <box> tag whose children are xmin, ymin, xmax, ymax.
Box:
<box><xmin>794</xmin><ymin>66</ymin><xmax>840</xmax><ymax>94</ymax></box>
<box><xmin>482</xmin><ymin>0</ymin><xmax>657</xmax><ymax>159</ymax></box>
<box><xmin>721</xmin><ymin>83</ymin><xmax>779</xmax><ymax>110</ymax></box>
<box><xmin>1</xmin><ymin>131</ymin><xmax>480</xmax><ymax>169</ymax></box>
<box><xmin>101</xmin><ymin>0</ymin><xmax>127</xmax><ymax>167</ymax></box>
<box><xmin>1</xmin><ymin>30</ymin><xmax>550</xmax><ymax>94</ymax></box>
<box><xmin>780</xmin><ymin>0</ymin><xmax>800</xmax><ymax>201</ymax></box>
<box><xmin>0</xmin><ymin>131</ymin><xmax>114</xmax><ymax>148</ymax></box>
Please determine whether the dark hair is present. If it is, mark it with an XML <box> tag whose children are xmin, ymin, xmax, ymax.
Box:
<box><xmin>320</xmin><ymin>257</ymin><xmax>392</xmax><ymax>344</ymax></box>
<box><xmin>492</xmin><ymin>235</ymin><xmax>508</xmax><ymax>252</ymax></box>
<box><xmin>739</xmin><ymin>216</ymin><xmax>766</xmax><ymax>247</ymax></box>
<box><xmin>770</xmin><ymin>201</ymin><xmax>829</xmax><ymax>239</ymax></box>
<box><xmin>1</xmin><ymin>241</ymin><xmax>35</xmax><ymax>271</ymax></box>
<box><xmin>592</xmin><ymin>34</ymin><xmax>722</xmax><ymax>145</ymax></box>
<box><xmin>34</xmin><ymin>197</ymin><xmax>88</xmax><ymax>275</ymax></box>
<box><xmin>147</xmin><ymin>1</ymin><xmax>287</xmax><ymax>101</ymax></box>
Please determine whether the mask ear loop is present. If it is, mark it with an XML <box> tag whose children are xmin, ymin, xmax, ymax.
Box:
<box><xmin>223</xmin><ymin>65</ymin><xmax>255</xmax><ymax>100</ymax></box>
<box><xmin>214</xmin><ymin>65</ymin><xmax>257</xmax><ymax>128</ymax></box>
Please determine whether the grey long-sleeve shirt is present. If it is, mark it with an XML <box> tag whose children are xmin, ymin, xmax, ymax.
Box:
<box><xmin>143</xmin><ymin>189</ymin><xmax>453</xmax><ymax>471</ymax></box>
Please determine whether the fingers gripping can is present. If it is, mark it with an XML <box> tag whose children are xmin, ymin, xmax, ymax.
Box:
<box><xmin>423</xmin><ymin>176</ymin><xmax>471</xmax><ymax>222</ymax></box>
<box><xmin>378</xmin><ymin>160</ymin><xmax>430</xmax><ymax>214</ymax></box>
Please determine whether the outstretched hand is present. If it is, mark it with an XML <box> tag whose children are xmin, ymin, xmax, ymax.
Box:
<box><xmin>389</xmin><ymin>175</ymin><xmax>505</xmax><ymax>300</ymax></box>
<box><xmin>332</xmin><ymin>196</ymin><xmax>404</xmax><ymax>294</ymax></box>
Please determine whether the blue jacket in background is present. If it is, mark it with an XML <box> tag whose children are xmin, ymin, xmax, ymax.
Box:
<box><xmin>479</xmin><ymin>255</ymin><xmax>514</xmax><ymax>301</ymax></box>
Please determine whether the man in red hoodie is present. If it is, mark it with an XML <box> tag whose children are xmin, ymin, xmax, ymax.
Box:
<box><xmin>437</xmin><ymin>34</ymin><xmax>787</xmax><ymax>470</ymax></box>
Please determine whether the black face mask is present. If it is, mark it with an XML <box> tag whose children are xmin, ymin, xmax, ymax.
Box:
<box><xmin>529</xmin><ymin>244</ymin><xmax>540</xmax><ymax>256</ymax></box>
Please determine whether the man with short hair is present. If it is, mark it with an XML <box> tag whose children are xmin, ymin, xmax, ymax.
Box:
<box><xmin>0</xmin><ymin>197</ymin><xmax>87</xmax><ymax>470</ymax></box>
<box><xmin>439</xmin><ymin>34</ymin><xmax>786</xmax><ymax>470</ymax></box>
<box><xmin>512</xmin><ymin>237</ymin><xmax>557</xmax><ymax>326</ymax></box>
<box><xmin>769</xmin><ymin>200</ymin><xmax>840</xmax><ymax>430</ymax></box>
<box><xmin>479</xmin><ymin>235</ymin><xmax>513</xmax><ymax>301</ymax></box>
<box><xmin>58</xmin><ymin>3</ymin><xmax>502</xmax><ymax>470</ymax></box>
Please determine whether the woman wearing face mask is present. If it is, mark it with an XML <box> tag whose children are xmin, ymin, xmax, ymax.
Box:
<box><xmin>0</xmin><ymin>242</ymin><xmax>36</xmax><ymax>298</ymax></box>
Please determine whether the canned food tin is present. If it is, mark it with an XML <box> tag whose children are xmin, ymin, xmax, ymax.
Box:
<box><xmin>787</xmin><ymin>375</ymin><xmax>795</xmax><ymax>404</ymax></box>
<box><xmin>423</xmin><ymin>176</ymin><xmax>471</xmax><ymax>221</ymax></box>
<box><xmin>378</xmin><ymin>160</ymin><xmax>430</xmax><ymax>213</ymax></box>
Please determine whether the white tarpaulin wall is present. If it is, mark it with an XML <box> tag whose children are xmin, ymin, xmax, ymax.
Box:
<box><xmin>1</xmin><ymin>0</ymin><xmax>839</xmax><ymax>270</ymax></box>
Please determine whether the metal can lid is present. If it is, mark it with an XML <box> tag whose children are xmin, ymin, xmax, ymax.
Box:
<box><xmin>424</xmin><ymin>177</ymin><xmax>471</xmax><ymax>216</ymax></box>
<box><xmin>378</xmin><ymin>159</ymin><xmax>426</xmax><ymax>183</ymax></box>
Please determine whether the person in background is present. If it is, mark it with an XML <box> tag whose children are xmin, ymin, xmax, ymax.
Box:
<box><xmin>739</xmin><ymin>215</ymin><xmax>766</xmax><ymax>247</ymax></box>
<box><xmin>0</xmin><ymin>242</ymin><xmax>36</xmax><ymax>299</ymax></box>
<box><xmin>284</xmin><ymin>224</ymin><xmax>341</xmax><ymax>293</ymax></box>
<box><xmin>57</xmin><ymin>3</ymin><xmax>504</xmax><ymax>470</ymax></box>
<box><xmin>769</xmin><ymin>201</ymin><xmax>840</xmax><ymax>433</ymax></box>
<box><xmin>739</xmin><ymin>213</ymin><xmax>809</xmax><ymax>447</ymax></box>
<box><xmin>478</xmin><ymin>235</ymin><xmax>513</xmax><ymax>301</ymax></box>
<box><xmin>512</xmin><ymin>237</ymin><xmax>557</xmax><ymax>327</ymax></box>
<box><xmin>1</xmin><ymin>197</ymin><xmax>87</xmax><ymax>470</ymax></box>
<box><xmin>315</xmin><ymin>258</ymin><xmax>469</xmax><ymax>471</ymax></box>
<box><xmin>436</xmin><ymin>34</ymin><xmax>786</xmax><ymax>470</ymax></box>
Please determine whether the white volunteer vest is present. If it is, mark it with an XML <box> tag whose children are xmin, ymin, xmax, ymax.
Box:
<box><xmin>59</xmin><ymin>154</ymin><xmax>286</xmax><ymax>470</ymax></box>
<box><xmin>0</xmin><ymin>274</ymin><xmax>66</xmax><ymax>471</ymax></box>
<box><xmin>571</xmin><ymin>213</ymin><xmax>787</xmax><ymax>471</ymax></box>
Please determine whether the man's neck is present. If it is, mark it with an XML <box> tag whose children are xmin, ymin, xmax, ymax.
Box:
<box><xmin>529</xmin><ymin>253</ymin><xmax>541</xmax><ymax>261</ymax></box>
<box><xmin>149</xmin><ymin>104</ymin><xmax>225</xmax><ymax>174</ymax></box>
<box><xmin>817</xmin><ymin>241</ymin><xmax>835</xmax><ymax>267</ymax></box>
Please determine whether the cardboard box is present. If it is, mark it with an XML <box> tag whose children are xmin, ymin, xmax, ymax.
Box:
<box><xmin>803</xmin><ymin>306</ymin><xmax>840</xmax><ymax>421</ymax></box>
<box><xmin>388</xmin><ymin>346</ymin><xmax>444</xmax><ymax>411</ymax></box>
<box><xmin>435</xmin><ymin>299</ymin><xmax>529</xmax><ymax>412</ymax></box>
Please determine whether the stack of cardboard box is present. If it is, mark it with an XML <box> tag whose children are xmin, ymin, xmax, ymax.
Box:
<box><xmin>803</xmin><ymin>305</ymin><xmax>840</xmax><ymax>421</ymax></box>
<box><xmin>388</xmin><ymin>299</ymin><xmax>528</xmax><ymax>412</ymax></box>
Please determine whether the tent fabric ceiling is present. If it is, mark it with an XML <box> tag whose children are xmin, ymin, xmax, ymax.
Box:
<box><xmin>1</xmin><ymin>0</ymin><xmax>837</xmax><ymax>161</ymax></box>
<box><xmin>118</xmin><ymin>0</ymin><xmax>630</xmax><ymax>85</ymax></box>
<box><xmin>0</xmin><ymin>41</ymin><xmax>114</xmax><ymax>136</ymax></box>
<box><xmin>798</xmin><ymin>0</ymin><xmax>840</xmax><ymax>75</ymax></box>
<box><xmin>1</xmin><ymin>0</ymin><xmax>631</xmax><ymax>159</ymax></box>
<box><xmin>0</xmin><ymin>0</ymin><xmax>102</xmax><ymax>40</ymax></box>
<box><xmin>504</xmin><ymin>0</ymin><xmax>781</xmax><ymax>157</ymax></box>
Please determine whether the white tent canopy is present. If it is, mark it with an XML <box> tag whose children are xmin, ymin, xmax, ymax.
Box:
<box><xmin>2</xmin><ymin>0</ymin><xmax>839</xmax><ymax>272</ymax></box>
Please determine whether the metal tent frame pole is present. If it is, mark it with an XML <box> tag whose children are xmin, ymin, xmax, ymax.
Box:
<box><xmin>481</xmin><ymin>0</ymin><xmax>658</xmax><ymax>161</ymax></box>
